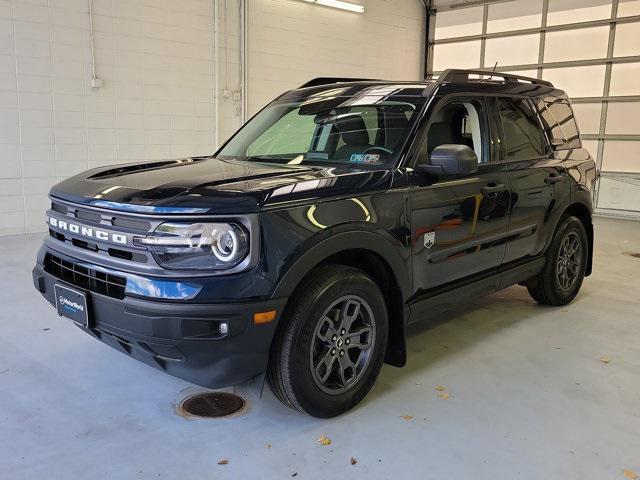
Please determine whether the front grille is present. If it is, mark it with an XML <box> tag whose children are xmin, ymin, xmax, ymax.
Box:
<box><xmin>44</xmin><ymin>253</ymin><xmax>127</xmax><ymax>299</ymax></box>
<box><xmin>75</xmin><ymin>209</ymin><xmax>102</xmax><ymax>224</ymax></box>
<box><xmin>48</xmin><ymin>228</ymin><xmax>148</xmax><ymax>263</ymax></box>
<box><xmin>50</xmin><ymin>201</ymin><xmax>153</xmax><ymax>232</ymax></box>
<box><xmin>48</xmin><ymin>201</ymin><xmax>154</xmax><ymax>265</ymax></box>
<box><xmin>112</xmin><ymin>216</ymin><xmax>152</xmax><ymax>231</ymax></box>
<box><xmin>51</xmin><ymin>202</ymin><xmax>68</xmax><ymax>215</ymax></box>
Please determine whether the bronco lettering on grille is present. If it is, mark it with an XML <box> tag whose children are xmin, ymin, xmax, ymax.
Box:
<box><xmin>48</xmin><ymin>216</ymin><xmax>127</xmax><ymax>245</ymax></box>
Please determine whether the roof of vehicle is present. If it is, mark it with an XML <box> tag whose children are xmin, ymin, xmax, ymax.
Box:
<box><xmin>294</xmin><ymin>69</ymin><xmax>569</xmax><ymax>102</ymax></box>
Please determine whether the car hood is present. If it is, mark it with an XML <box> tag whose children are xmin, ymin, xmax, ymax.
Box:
<box><xmin>49</xmin><ymin>156</ymin><xmax>394</xmax><ymax>214</ymax></box>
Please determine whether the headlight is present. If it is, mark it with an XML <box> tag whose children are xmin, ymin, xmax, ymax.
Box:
<box><xmin>134</xmin><ymin>222</ymin><xmax>249</xmax><ymax>271</ymax></box>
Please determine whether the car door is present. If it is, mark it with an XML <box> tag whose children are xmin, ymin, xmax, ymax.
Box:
<box><xmin>408</xmin><ymin>95</ymin><xmax>511</xmax><ymax>300</ymax></box>
<box><xmin>491</xmin><ymin>96</ymin><xmax>570</xmax><ymax>264</ymax></box>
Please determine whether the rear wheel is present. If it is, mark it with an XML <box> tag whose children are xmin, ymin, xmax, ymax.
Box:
<box><xmin>527</xmin><ymin>215</ymin><xmax>588</xmax><ymax>306</ymax></box>
<box><xmin>267</xmin><ymin>265</ymin><xmax>388</xmax><ymax>418</ymax></box>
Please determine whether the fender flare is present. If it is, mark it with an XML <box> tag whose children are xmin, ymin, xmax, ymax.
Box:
<box><xmin>271</xmin><ymin>228</ymin><xmax>411</xmax><ymax>367</ymax></box>
<box><xmin>272</xmin><ymin>229</ymin><xmax>411</xmax><ymax>301</ymax></box>
<box><xmin>542</xmin><ymin>194</ymin><xmax>594</xmax><ymax>276</ymax></box>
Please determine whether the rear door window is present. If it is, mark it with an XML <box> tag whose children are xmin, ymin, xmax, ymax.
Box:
<box><xmin>496</xmin><ymin>97</ymin><xmax>548</xmax><ymax>161</ymax></box>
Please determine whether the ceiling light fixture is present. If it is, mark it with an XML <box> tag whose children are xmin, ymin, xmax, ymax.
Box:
<box><xmin>302</xmin><ymin>0</ymin><xmax>365</xmax><ymax>14</ymax></box>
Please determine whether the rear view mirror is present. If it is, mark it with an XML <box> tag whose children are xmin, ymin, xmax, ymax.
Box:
<box><xmin>416</xmin><ymin>144</ymin><xmax>479</xmax><ymax>178</ymax></box>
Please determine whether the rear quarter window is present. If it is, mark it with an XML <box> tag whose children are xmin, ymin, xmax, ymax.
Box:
<box><xmin>534</xmin><ymin>99</ymin><xmax>581</xmax><ymax>150</ymax></box>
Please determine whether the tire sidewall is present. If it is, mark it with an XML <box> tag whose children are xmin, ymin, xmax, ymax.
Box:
<box><xmin>546</xmin><ymin>216</ymin><xmax>588</xmax><ymax>304</ymax></box>
<box><xmin>287</xmin><ymin>269</ymin><xmax>388</xmax><ymax>417</ymax></box>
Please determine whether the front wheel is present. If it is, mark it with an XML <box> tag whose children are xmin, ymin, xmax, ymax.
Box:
<box><xmin>267</xmin><ymin>265</ymin><xmax>388</xmax><ymax>418</ymax></box>
<box><xmin>527</xmin><ymin>215</ymin><xmax>588</xmax><ymax>306</ymax></box>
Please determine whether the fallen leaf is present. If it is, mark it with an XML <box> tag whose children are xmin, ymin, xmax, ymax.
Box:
<box><xmin>318</xmin><ymin>435</ymin><xmax>331</xmax><ymax>446</ymax></box>
<box><xmin>401</xmin><ymin>415</ymin><xmax>413</xmax><ymax>421</ymax></box>
<box><xmin>623</xmin><ymin>469</ymin><xmax>638</xmax><ymax>479</ymax></box>
<box><xmin>435</xmin><ymin>385</ymin><xmax>446</xmax><ymax>392</ymax></box>
<box><xmin>438</xmin><ymin>392</ymin><xmax>451</xmax><ymax>399</ymax></box>
<box><xmin>218</xmin><ymin>458</ymin><xmax>229</xmax><ymax>465</ymax></box>
<box><xmin>600</xmin><ymin>357</ymin><xmax>611</xmax><ymax>364</ymax></box>
<box><xmin>350</xmin><ymin>457</ymin><xmax>357</xmax><ymax>465</ymax></box>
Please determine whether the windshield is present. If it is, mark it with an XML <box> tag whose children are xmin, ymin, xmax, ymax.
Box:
<box><xmin>218</xmin><ymin>85</ymin><xmax>428</xmax><ymax>167</ymax></box>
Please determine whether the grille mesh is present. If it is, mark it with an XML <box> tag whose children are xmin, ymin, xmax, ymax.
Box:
<box><xmin>44</xmin><ymin>253</ymin><xmax>127</xmax><ymax>299</ymax></box>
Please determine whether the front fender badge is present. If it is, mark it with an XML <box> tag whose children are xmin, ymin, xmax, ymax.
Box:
<box><xmin>424</xmin><ymin>231</ymin><xmax>435</xmax><ymax>249</ymax></box>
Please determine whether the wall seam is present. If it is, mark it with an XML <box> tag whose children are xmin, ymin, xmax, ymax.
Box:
<box><xmin>10</xmin><ymin>0</ymin><xmax>26</xmax><ymax>235</ymax></box>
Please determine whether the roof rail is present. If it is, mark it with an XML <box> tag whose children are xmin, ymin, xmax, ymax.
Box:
<box><xmin>439</xmin><ymin>69</ymin><xmax>553</xmax><ymax>87</ymax></box>
<box><xmin>299</xmin><ymin>77</ymin><xmax>377</xmax><ymax>88</ymax></box>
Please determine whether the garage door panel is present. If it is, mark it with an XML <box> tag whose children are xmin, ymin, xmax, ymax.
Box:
<box><xmin>613</xmin><ymin>22</ymin><xmax>640</xmax><ymax>57</ymax></box>
<box><xmin>503</xmin><ymin>69</ymin><xmax>539</xmax><ymax>78</ymax></box>
<box><xmin>618</xmin><ymin>0</ymin><xmax>640</xmax><ymax>17</ymax></box>
<box><xmin>487</xmin><ymin>0</ymin><xmax>543</xmax><ymax>33</ymax></box>
<box><xmin>484</xmin><ymin>34</ymin><xmax>540</xmax><ymax>67</ymax></box>
<box><xmin>433</xmin><ymin>41</ymin><xmax>481</xmax><ymax>71</ymax></box>
<box><xmin>609</xmin><ymin>63</ymin><xmax>640</xmax><ymax>96</ymax></box>
<box><xmin>544</xmin><ymin>26</ymin><xmax>609</xmax><ymax>62</ymax></box>
<box><xmin>547</xmin><ymin>0</ymin><xmax>612</xmax><ymax>26</ymax></box>
<box><xmin>572</xmin><ymin>103</ymin><xmax>602</xmax><ymax>134</ymax></box>
<box><xmin>605</xmin><ymin>103</ymin><xmax>640</xmax><ymax>134</ymax></box>
<box><xmin>434</xmin><ymin>6</ymin><xmax>483</xmax><ymax>40</ymax></box>
<box><xmin>542</xmin><ymin>65</ymin><xmax>606</xmax><ymax>98</ymax></box>
<box><xmin>597</xmin><ymin>174</ymin><xmax>640</xmax><ymax>211</ymax></box>
<box><xmin>431</xmin><ymin>0</ymin><xmax>640</xmax><ymax>217</ymax></box>
<box><xmin>601</xmin><ymin>140</ymin><xmax>640</xmax><ymax>173</ymax></box>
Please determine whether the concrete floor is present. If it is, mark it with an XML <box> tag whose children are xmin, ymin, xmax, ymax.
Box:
<box><xmin>1</xmin><ymin>217</ymin><xmax>639</xmax><ymax>480</ymax></box>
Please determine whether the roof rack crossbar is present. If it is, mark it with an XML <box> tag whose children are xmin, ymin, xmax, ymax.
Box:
<box><xmin>299</xmin><ymin>77</ymin><xmax>377</xmax><ymax>89</ymax></box>
<box><xmin>439</xmin><ymin>69</ymin><xmax>553</xmax><ymax>87</ymax></box>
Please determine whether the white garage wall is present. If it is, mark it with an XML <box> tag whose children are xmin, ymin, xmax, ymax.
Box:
<box><xmin>0</xmin><ymin>0</ymin><xmax>218</xmax><ymax>236</ymax></box>
<box><xmin>0</xmin><ymin>0</ymin><xmax>425</xmax><ymax>236</ymax></box>
<box><xmin>247</xmin><ymin>0</ymin><xmax>424</xmax><ymax>116</ymax></box>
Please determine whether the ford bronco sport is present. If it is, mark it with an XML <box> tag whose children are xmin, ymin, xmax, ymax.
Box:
<box><xmin>33</xmin><ymin>69</ymin><xmax>596</xmax><ymax>417</ymax></box>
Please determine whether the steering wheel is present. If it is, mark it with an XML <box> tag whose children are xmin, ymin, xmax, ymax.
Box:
<box><xmin>363</xmin><ymin>146</ymin><xmax>393</xmax><ymax>155</ymax></box>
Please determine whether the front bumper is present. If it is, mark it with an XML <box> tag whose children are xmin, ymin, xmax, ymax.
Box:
<box><xmin>33</xmin><ymin>261</ymin><xmax>287</xmax><ymax>389</ymax></box>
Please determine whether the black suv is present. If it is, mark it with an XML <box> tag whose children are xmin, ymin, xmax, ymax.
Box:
<box><xmin>33</xmin><ymin>69</ymin><xmax>596</xmax><ymax>417</ymax></box>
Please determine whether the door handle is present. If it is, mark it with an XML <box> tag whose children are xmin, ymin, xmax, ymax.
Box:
<box><xmin>545</xmin><ymin>173</ymin><xmax>563</xmax><ymax>184</ymax></box>
<box><xmin>481</xmin><ymin>183</ymin><xmax>505</xmax><ymax>197</ymax></box>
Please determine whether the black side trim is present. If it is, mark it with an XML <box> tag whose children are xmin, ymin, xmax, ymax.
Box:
<box><xmin>408</xmin><ymin>256</ymin><xmax>545</xmax><ymax>324</ymax></box>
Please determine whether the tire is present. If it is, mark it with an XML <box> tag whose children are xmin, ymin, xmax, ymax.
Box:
<box><xmin>267</xmin><ymin>265</ymin><xmax>388</xmax><ymax>418</ymax></box>
<box><xmin>527</xmin><ymin>215</ymin><xmax>588</xmax><ymax>306</ymax></box>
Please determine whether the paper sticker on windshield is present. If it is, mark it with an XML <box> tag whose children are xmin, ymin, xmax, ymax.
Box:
<box><xmin>350</xmin><ymin>153</ymin><xmax>381</xmax><ymax>164</ymax></box>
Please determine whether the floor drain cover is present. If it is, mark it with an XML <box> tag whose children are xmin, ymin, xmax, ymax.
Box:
<box><xmin>178</xmin><ymin>392</ymin><xmax>246</xmax><ymax>418</ymax></box>
<box><xmin>623</xmin><ymin>251</ymin><xmax>640</xmax><ymax>259</ymax></box>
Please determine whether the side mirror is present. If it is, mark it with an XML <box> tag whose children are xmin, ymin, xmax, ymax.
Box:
<box><xmin>416</xmin><ymin>144</ymin><xmax>479</xmax><ymax>178</ymax></box>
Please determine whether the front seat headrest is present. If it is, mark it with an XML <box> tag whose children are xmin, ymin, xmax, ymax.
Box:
<box><xmin>335</xmin><ymin>115</ymin><xmax>370</xmax><ymax>145</ymax></box>
<box><xmin>427</xmin><ymin>122</ymin><xmax>457</xmax><ymax>154</ymax></box>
